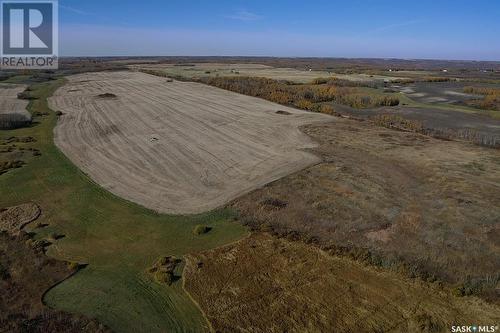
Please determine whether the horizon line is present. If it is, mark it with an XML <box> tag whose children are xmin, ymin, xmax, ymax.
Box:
<box><xmin>57</xmin><ymin>55</ymin><xmax>500</xmax><ymax>64</ymax></box>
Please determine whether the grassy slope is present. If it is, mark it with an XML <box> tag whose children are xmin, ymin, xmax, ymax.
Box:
<box><xmin>0</xmin><ymin>78</ymin><xmax>247</xmax><ymax>332</ymax></box>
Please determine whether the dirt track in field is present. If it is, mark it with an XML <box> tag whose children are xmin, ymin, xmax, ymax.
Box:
<box><xmin>49</xmin><ymin>71</ymin><xmax>330</xmax><ymax>214</ymax></box>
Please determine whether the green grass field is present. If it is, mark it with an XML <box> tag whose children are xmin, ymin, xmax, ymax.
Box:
<box><xmin>0</xmin><ymin>78</ymin><xmax>247</xmax><ymax>332</ymax></box>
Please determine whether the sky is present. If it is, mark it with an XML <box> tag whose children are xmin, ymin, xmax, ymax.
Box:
<box><xmin>58</xmin><ymin>0</ymin><xmax>500</xmax><ymax>61</ymax></box>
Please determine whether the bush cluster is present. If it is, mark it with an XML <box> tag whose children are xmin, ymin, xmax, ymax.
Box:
<box><xmin>193</xmin><ymin>225</ymin><xmax>211</xmax><ymax>235</ymax></box>
<box><xmin>463</xmin><ymin>86</ymin><xmax>500</xmax><ymax>111</ymax></box>
<box><xmin>196</xmin><ymin>76</ymin><xmax>399</xmax><ymax>111</ymax></box>
<box><xmin>0</xmin><ymin>113</ymin><xmax>32</xmax><ymax>130</ymax></box>
<box><xmin>372</xmin><ymin>114</ymin><xmax>423</xmax><ymax>132</ymax></box>
<box><xmin>148</xmin><ymin>256</ymin><xmax>181</xmax><ymax>286</ymax></box>
<box><xmin>0</xmin><ymin>160</ymin><xmax>25</xmax><ymax>175</ymax></box>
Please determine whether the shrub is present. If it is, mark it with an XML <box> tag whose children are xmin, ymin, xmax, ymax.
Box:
<box><xmin>421</xmin><ymin>77</ymin><xmax>452</xmax><ymax>82</ymax></box>
<box><xmin>0</xmin><ymin>160</ymin><xmax>25</xmax><ymax>175</ymax></box>
<box><xmin>97</xmin><ymin>93</ymin><xmax>117</xmax><ymax>98</ymax></box>
<box><xmin>317</xmin><ymin>104</ymin><xmax>336</xmax><ymax>115</ymax></box>
<box><xmin>67</xmin><ymin>261</ymin><xmax>80</xmax><ymax>271</ymax></box>
<box><xmin>32</xmin><ymin>110</ymin><xmax>49</xmax><ymax>117</ymax></box>
<box><xmin>372</xmin><ymin>114</ymin><xmax>423</xmax><ymax>132</ymax></box>
<box><xmin>149</xmin><ymin>256</ymin><xmax>181</xmax><ymax>286</ymax></box>
<box><xmin>413</xmin><ymin>314</ymin><xmax>444</xmax><ymax>333</ymax></box>
<box><xmin>391</xmin><ymin>77</ymin><xmax>452</xmax><ymax>84</ymax></box>
<box><xmin>0</xmin><ymin>113</ymin><xmax>32</xmax><ymax>130</ymax></box>
<box><xmin>140</xmin><ymin>69</ymin><xmax>169</xmax><ymax>77</ymax></box>
<box><xmin>423</xmin><ymin>127</ymin><xmax>500</xmax><ymax>148</ymax></box>
<box><xmin>48</xmin><ymin>232</ymin><xmax>64</xmax><ymax>241</ymax></box>
<box><xmin>276</xmin><ymin>110</ymin><xmax>292</xmax><ymax>115</ymax></box>
<box><xmin>311</xmin><ymin>77</ymin><xmax>329</xmax><ymax>85</ymax></box>
<box><xmin>155</xmin><ymin>271</ymin><xmax>174</xmax><ymax>285</ymax></box>
<box><xmin>193</xmin><ymin>225</ymin><xmax>211</xmax><ymax>235</ymax></box>
<box><xmin>463</xmin><ymin>86</ymin><xmax>500</xmax><ymax>111</ymax></box>
<box><xmin>294</xmin><ymin>99</ymin><xmax>314</xmax><ymax>110</ymax></box>
<box><xmin>390</xmin><ymin>78</ymin><xmax>415</xmax><ymax>84</ymax></box>
<box><xmin>463</xmin><ymin>86</ymin><xmax>500</xmax><ymax>95</ymax></box>
<box><xmin>17</xmin><ymin>91</ymin><xmax>38</xmax><ymax>100</ymax></box>
<box><xmin>0</xmin><ymin>263</ymin><xmax>9</xmax><ymax>280</ymax></box>
<box><xmin>326</xmin><ymin>77</ymin><xmax>378</xmax><ymax>88</ymax></box>
<box><xmin>261</xmin><ymin>198</ymin><xmax>288</xmax><ymax>209</ymax></box>
<box><xmin>195</xmin><ymin>76</ymin><xmax>397</xmax><ymax>110</ymax></box>
<box><xmin>32</xmin><ymin>239</ymin><xmax>51</xmax><ymax>251</ymax></box>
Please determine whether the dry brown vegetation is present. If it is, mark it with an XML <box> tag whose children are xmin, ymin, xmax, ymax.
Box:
<box><xmin>311</xmin><ymin>76</ymin><xmax>379</xmax><ymax>88</ymax></box>
<box><xmin>0</xmin><ymin>231</ymin><xmax>109</xmax><ymax>332</ymax></box>
<box><xmin>184</xmin><ymin>233</ymin><xmax>500</xmax><ymax>333</ymax></box>
<box><xmin>391</xmin><ymin>77</ymin><xmax>455</xmax><ymax>84</ymax></box>
<box><xmin>231</xmin><ymin>119</ymin><xmax>500</xmax><ymax>303</ymax></box>
<box><xmin>463</xmin><ymin>86</ymin><xmax>500</xmax><ymax>111</ymax></box>
<box><xmin>422</xmin><ymin>77</ymin><xmax>454</xmax><ymax>82</ymax></box>
<box><xmin>368</xmin><ymin>114</ymin><xmax>499</xmax><ymax>148</ymax></box>
<box><xmin>0</xmin><ymin>203</ymin><xmax>41</xmax><ymax>235</ymax></box>
<box><xmin>423</xmin><ymin>127</ymin><xmax>500</xmax><ymax>148</ymax></box>
<box><xmin>372</xmin><ymin>114</ymin><xmax>424</xmax><ymax>132</ymax></box>
<box><xmin>463</xmin><ymin>86</ymin><xmax>500</xmax><ymax>95</ymax></box>
<box><xmin>195</xmin><ymin>76</ymin><xmax>400</xmax><ymax>110</ymax></box>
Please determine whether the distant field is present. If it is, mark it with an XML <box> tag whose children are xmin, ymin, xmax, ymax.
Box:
<box><xmin>49</xmin><ymin>71</ymin><xmax>330</xmax><ymax>214</ymax></box>
<box><xmin>132</xmin><ymin>63</ymin><xmax>409</xmax><ymax>83</ymax></box>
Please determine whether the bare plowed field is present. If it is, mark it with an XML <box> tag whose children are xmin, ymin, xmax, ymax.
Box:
<box><xmin>49</xmin><ymin>71</ymin><xmax>330</xmax><ymax>214</ymax></box>
<box><xmin>133</xmin><ymin>63</ymin><xmax>406</xmax><ymax>83</ymax></box>
<box><xmin>0</xmin><ymin>84</ymin><xmax>29</xmax><ymax>117</ymax></box>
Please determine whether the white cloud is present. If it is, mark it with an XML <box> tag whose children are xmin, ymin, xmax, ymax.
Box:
<box><xmin>59</xmin><ymin>4</ymin><xmax>91</xmax><ymax>15</ymax></box>
<box><xmin>224</xmin><ymin>10</ymin><xmax>263</xmax><ymax>21</ymax></box>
